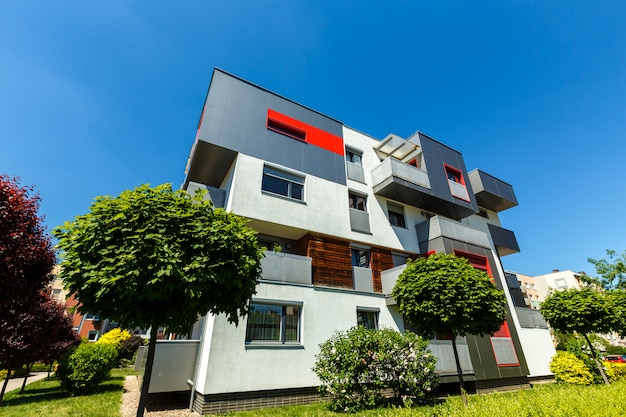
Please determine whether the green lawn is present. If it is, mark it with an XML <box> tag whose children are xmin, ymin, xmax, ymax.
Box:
<box><xmin>208</xmin><ymin>381</ymin><xmax>626</xmax><ymax>417</ymax></box>
<box><xmin>0</xmin><ymin>368</ymin><xmax>131</xmax><ymax>417</ymax></box>
<box><xmin>2</xmin><ymin>373</ymin><xmax>626</xmax><ymax>417</ymax></box>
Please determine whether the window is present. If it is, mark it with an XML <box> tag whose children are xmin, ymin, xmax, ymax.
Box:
<box><xmin>245</xmin><ymin>302</ymin><xmax>301</xmax><ymax>344</ymax></box>
<box><xmin>88</xmin><ymin>330</ymin><xmax>98</xmax><ymax>341</ymax></box>
<box><xmin>51</xmin><ymin>289</ymin><xmax>62</xmax><ymax>301</ymax></box>
<box><xmin>444</xmin><ymin>164</ymin><xmax>470</xmax><ymax>201</ymax></box>
<box><xmin>454</xmin><ymin>250</ymin><xmax>491</xmax><ymax>276</ymax></box>
<box><xmin>348</xmin><ymin>192</ymin><xmax>367</xmax><ymax>211</ymax></box>
<box><xmin>346</xmin><ymin>149</ymin><xmax>362</xmax><ymax>166</ymax></box>
<box><xmin>357</xmin><ymin>309</ymin><xmax>379</xmax><ymax>330</ymax></box>
<box><xmin>267</xmin><ymin>117</ymin><xmax>306</xmax><ymax>141</ymax></box>
<box><xmin>554</xmin><ymin>278</ymin><xmax>568</xmax><ymax>289</ymax></box>
<box><xmin>352</xmin><ymin>248</ymin><xmax>370</xmax><ymax>268</ymax></box>
<box><xmin>262</xmin><ymin>166</ymin><xmax>304</xmax><ymax>201</ymax></box>
<box><xmin>490</xmin><ymin>321</ymin><xmax>519</xmax><ymax>366</ymax></box>
<box><xmin>387</xmin><ymin>202</ymin><xmax>406</xmax><ymax>228</ymax></box>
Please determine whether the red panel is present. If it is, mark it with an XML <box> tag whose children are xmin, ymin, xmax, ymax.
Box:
<box><xmin>492</xmin><ymin>320</ymin><xmax>511</xmax><ymax>337</ymax></box>
<box><xmin>267</xmin><ymin>109</ymin><xmax>344</xmax><ymax>155</ymax></box>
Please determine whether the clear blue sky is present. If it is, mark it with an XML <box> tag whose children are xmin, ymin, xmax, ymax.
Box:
<box><xmin>2</xmin><ymin>1</ymin><xmax>625</xmax><ymax>277</ymax></box>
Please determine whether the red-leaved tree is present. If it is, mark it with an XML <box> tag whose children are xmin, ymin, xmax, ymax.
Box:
<box><xmin>0</xmin><ymin>175</ymin><xmax>58</xmax><ymax>403</ymax></box>
<box><xmin>0</xmin><ymin>175</ymin><xmax>56</xmax><ymax>305</ymax></box>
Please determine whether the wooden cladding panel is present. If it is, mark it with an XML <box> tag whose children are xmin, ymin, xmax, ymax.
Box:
<box><xmin>296</xmin><ymin>234</ymin><xmax>353</xmax><ymax>289</ymax></box>
<box><xmin>370</xmin><ymin>247</ymin><xmax>393</xmax><ymax>293</ymax></box>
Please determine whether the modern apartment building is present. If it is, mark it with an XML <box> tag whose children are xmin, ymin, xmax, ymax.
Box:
<box><xmin>146</xmin><ymin>69</ymin><xmax>555</xmax><ymax>413</ymax></box>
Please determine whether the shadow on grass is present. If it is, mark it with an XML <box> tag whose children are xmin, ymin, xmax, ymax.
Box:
<box><xmin>1</xmin><ymin>375</ymin><xmax>125</xmax><ymax>408</ymax></box>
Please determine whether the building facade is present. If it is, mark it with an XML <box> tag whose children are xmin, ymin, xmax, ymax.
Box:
<box><xmin>148</xmin><ymin>69</ymin><xmax>553</xmax><ymax>413</ymax></box>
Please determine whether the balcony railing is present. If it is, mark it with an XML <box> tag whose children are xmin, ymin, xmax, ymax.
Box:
<box><xmin>349</xmin><ymin>209</ymin><xmax>371</xmax><ymax>234</ymax></box>
<box><xmin>371</xmin><ymin>157</ymin><xmax>430</xmax><ymax>190</ymax></box>
<box><xmin>428</xmin><ymin>339</ymin><xmax>474</xmax><ymax>375</ymax></box>
<box><xmin>353</xmin><ymin>266</ymin><xmax>374</xmax><ymax>292</ymax></box>
<box><xmin>260</xmin><ymin>251</ymin><xmax>312</xmax><ymax>285</ymax></box>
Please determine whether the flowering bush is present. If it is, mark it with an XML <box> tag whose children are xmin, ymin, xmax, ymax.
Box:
<box><xmin>550</xmin><ymin>351</ymin><xmax>594</xmax><ymax>385</ymax></box>
<box><xmin>313</xmin><ymin>327</ymin><xmax>438</xmax><ymax>412</ymax></box>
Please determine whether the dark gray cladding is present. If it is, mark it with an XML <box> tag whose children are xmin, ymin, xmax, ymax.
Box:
<box><xmin>197</xmin><ymin>69</ymin><xmax>346</xmax><ymax>186</ymax></box>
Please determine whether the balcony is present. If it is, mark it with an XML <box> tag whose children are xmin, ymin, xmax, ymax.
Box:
<box><xmin>468</xmin><ymin>169</ymin><xmax>518</xmax><ymax>212</ymax></box>
<box><xmin>515</xmin><ymin>307</ymin><xmax>548</xmax><ymax>329</ymax></box>
<box><xmin>415</xmin><ymin>216</ymin><xmax>491</xmax><ymax>254</ymax></box>
<box><xmin>186</xmin><ymin>181</ymin><xmax>227</xmax><ymax>208</ymax></box>
<box><xmin>346</xmin><ymin>161</ymin><xmax>366</xmax><ymax>183</ymax></box>
<box><xmin>349</xmin><ymin>208</ymin><xmax>371</xmax><ymax>234</ymax></box>
<box><xmin>371</xmin><ymin>157</ymin><xmax>432</xmax><ymax>207</ymax></box>
<box><xmin>353</xmin><ymin>266</ymin><xmax>374</xmax><ymax>292</ymax></box>
<box><xmin>429</xmin><ymin>339</ymin><xmax>474</xmax><ymax>375</ymax></box>
<box><xmin>487</xmin><ymin>223</ymin><xmax>520</xmax><ymax>256</ymax></box>
<box><xmin>260</xmin><ymin>251</ymin><xmax>312</xmax><ymax>285</ymax></box>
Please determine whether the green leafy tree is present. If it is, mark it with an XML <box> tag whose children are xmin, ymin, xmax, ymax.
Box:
<box><xmin>607</xmin><ymin>289</ymin><xmax>626</xmax><ymax>337</ymax></box>
<box><xmin>540</xmin><ymin>287</ymin><xmax>613</xmax><ymax>384</ymax></box>
<box><xmin>392</xmin><ymin>253</ymin><xmax>506</xmax><ymax>405</ymax></box>
<box><xmin>588</xmin><ymin>249</ymin><xmax>626</xmax><ymax>290</ymax></box>
<box><xmin>53</xmin><ymin>183</ymin><xmax>263</xmax><ymax>417</ymax></box>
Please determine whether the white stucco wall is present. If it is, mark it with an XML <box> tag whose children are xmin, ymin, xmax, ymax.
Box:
<box><xmin>196</xmin><ymin>281</ymin><xmax>401</xmax><ymax>395</ymax></box>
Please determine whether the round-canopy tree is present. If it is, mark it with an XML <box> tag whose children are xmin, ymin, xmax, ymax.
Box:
<box><xmin>392</xmin><ymin>253</ymin><xmax>506</xmax><ymax>405</ymax></box>
<box><xmin>53</xmin><ymin>183</ymin><xmax>263</xmax><ymax>417</ymax></box>
<box><xmin>540</xmin><ymin>287</ymin><xmax>613</xmax><ymax>384</ymax></box>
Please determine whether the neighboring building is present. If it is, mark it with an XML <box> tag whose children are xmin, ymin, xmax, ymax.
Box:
<box><xmin>48</xmin><ymin>266</ymin><xmax>113</xmax><ymax>341</ymax></box>
<box><xmin>533</xmin><ymin>269</ymin><xmax>586</xmax><ymax>301</ymax></box>
<box><xmin>145</xmin><ymin>68</ymin><xmax>554</xmax><ymax>414</ymax></box>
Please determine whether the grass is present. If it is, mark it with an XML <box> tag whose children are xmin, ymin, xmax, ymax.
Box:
<box><xmin>207</xmin><ymin>380</ymin><xmax>626</xmax><ymax>417</ymax></box>
<box><xmin>0</xmin><ymin>368</ymin><xmax>134</xmax><ymax>417</ymax></box>
<box><xmin>3</xmin><ymin>373</ymin><xmax>626</xmax><ymax>417</ymax></box>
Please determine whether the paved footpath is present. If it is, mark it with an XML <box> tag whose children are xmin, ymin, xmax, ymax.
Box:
<box><xmin>1</xmin><ymin>372</ymin><xmax>49</xmax><ymax>394</ymax></box>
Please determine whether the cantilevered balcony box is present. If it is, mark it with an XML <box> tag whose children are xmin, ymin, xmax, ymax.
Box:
<box><xmin>468</xmin><ymin>169</ymin><xmax>518</xmax><ymax>212</ymax></box>
<box><xmin>487</xmin><ymin>223</ymin><xmax>520</xmax><ymax>256</ymax></box>
<box><xmin>260</xmin><ymin>251</ymin><xmax>312</xmax><ymax>285</ymax></box>
<box><xmin>415</xmin><ymin>215</ymin><xmax>492</xmax><ymax>254</ymax></box>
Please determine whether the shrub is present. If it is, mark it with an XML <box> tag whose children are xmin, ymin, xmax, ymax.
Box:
<box><xmin>96</xmin><ymin>328</ymin><xmax>131</xmax><ymax>349</ymax></box>
<box><xmin>605</xmin><ymin>362</ymin><xmax>626</xmax><ymax>382</ymax></box>
<box><xmin>550</xmin><ymin>351</ymin><xmax>594</xmax><ymax>385</ymax></box>
<box><xmin>118</xmin><ymin>335</ymin><xmax>143</xmax><ymax>362</ymax></box>
<box><xmin>313</xmin><ymin>327</ymin><xmax>437</xmax><ymax>412</ymax></box>
<box><xmin>56</xmin><ymin>343</ymin><xmax>118</xmax><ymax>394</ymax></box>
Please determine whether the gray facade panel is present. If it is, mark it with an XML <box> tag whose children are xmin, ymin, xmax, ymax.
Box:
<box><xmin>199</xmin><ymin>69</ymin><xmax>346</xmax><ymax>186</ymax></box>
<box><xmin>416</xmin><ymin>133</ymin><xmax>478</xmax><ymax>216</ymax></box>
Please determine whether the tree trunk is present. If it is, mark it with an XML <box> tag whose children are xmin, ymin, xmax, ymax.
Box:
<box><xmin>583</xmin><ymin>333</ymin><xmax>609</xmax><ymax>385</ymax></box>
<box><xmin>451</xmin><ymin>335</ymin><xmax>468</xmax><ymax>406</ymax></box>
<box><xmin>47</xmin><ymin>362</ymin><xmax>53</xmax><ymax>378</ymax></box>
<box><xmin>20</xmin><ymin>363</ymin><xmax>33</xmax><ymax>394</ymax></box>
<box><xmin>0</xmin><ymin>368</ymin><xmax>13</xmax><ymax>405</ymax></box>
<box><xmin>136</xmin><ymin>322</ymin><xmax>159</xmax><ymax>417</ymax></box>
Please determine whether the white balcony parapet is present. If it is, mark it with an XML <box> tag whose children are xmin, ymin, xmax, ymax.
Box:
<box><xmin>371</xmin><ymin>157</ymin><xmax>430</xmax><ymax>190</ymax></box>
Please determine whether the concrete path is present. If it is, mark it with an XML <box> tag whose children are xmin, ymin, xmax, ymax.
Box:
<box><xmin>1</xmin><ymin>372</ymin><xmax>49</xmax><ymax>394</ymax></box>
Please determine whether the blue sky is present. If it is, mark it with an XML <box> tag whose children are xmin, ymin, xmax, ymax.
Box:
<box><xmin>2</xmin><ymin>1</ymin><xmax>625</xmax><ymax>277</ymax></box>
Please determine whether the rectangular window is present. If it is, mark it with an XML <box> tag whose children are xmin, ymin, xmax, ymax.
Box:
<box><xmin>454</xmin><ymin>250</ymin><xmax>491</xmax><ymax>277</ymax></box>
<box><xmin>554</xmin><ymin>278</ymin><xmax>568</xmax><ymax>289</ymax></box>
<box><xmin>346</xmin><ymin>149</ymin><xmax>363</xmax><ymax>166</ymax></box>
<box><xmin>245</xmin><ymin>302</ymin><xmax>301</xmax><ymax>344</ymax></box>
<box><xmin>267</xmin><ymin>117</ymin><xmax>306</xmax><ymax>142</ymax></box>
<box><xmin>490</xmin><ymin>321</ymin><xmax>519</xmax><ymax>366</ymax></box>
<box><xmin>444</xmin><ymin>164</ymin><xmax>470</xmax><ymax>201</ymax></box>
<box><xmin>351</xmin><ymin>248</ymin><xmax>370</xmax><ymax>268</ymax></box>
<box><xmin>357</xmin><ymin>309</ymin><xmax>379</xmax><ymax>330</ymax></box>
<box><xmin>88</xmin><ymin>330</ymin><xmax>98</xmax><ymax>341</ymax></box>
<box><xmin>387</xmin><ymin>202</ymin><xmax>406</xmax><ymax>228</ymax></box>
<box><xmin>262</xmin><ymin>166</ymin><xmax>304</xmax><ymax>201</ymax></box>
<box><xmin>348</xmin><ymin>192</ymin><xmax>367</xmax><ymax>211</ymax></box>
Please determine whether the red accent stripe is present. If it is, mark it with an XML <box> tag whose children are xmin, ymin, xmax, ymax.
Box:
<box><xmin>267</xmin><ymin>109</ymin><xmax>344</xmax><ymax>155</ymax></box>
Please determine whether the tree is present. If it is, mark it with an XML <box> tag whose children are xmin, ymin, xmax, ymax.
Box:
<box><xmin>392</xmin><ymin>253</ymin><xmax>506</xmax><ymax>405</ymax></box>
<box><xmin>540</xmin><ymin>287</ymin><xmax>613</xmax><ymax>384</ymax></box>
<box><xmin>588</xmin><ymin>250</ymin><xmax>626</xmax><ymax>290</ymax></box>
<box><xmin>0</xmin><ymin>175</ymin><xmax>56</xmax><ymax>306</ymax></box>
<box><xmin>0</xmin><ymin>175</ymin><xmax>57</xmax><ymax>404</ymax></box>
<box><xmin>53</xmin><ymin>183</ymin><xmax>263</xmax><ymax>417</ymax></box>
<box><xmin>608</xmin><ymin>289</ymin><xmax>626</xmax><ymax>337</ymax></box>
<box><xmin>0</xmin><ymin>290</ymin><xmax>79</xmax><ymax>403</ymax></box>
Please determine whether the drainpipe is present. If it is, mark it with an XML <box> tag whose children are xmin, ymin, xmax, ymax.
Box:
<box><xmin>187</xmin><ymin>379</ymin><xmax>195</xmax><ymax>411</ymax></box>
